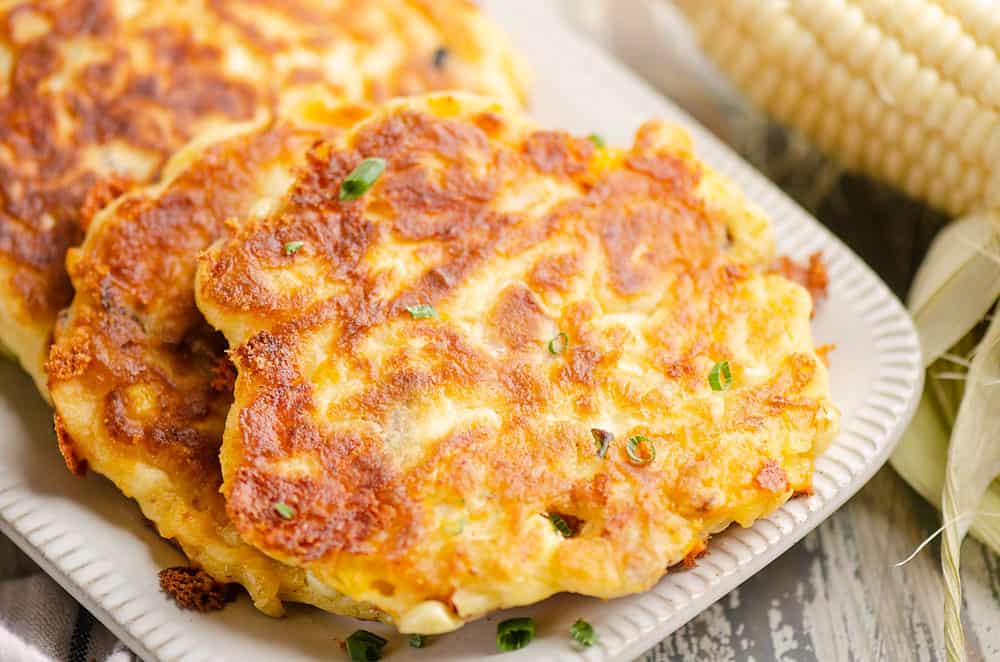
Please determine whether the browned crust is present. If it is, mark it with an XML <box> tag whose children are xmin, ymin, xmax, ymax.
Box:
<box><xmin>53</xmin><ymin>413</ymin><xmax>87</xmax><ymax>477</ymax></box>
<box><xmin>47</xmin><ymin>124</ymin><xmax>320</xmax><ymax>489</ymax></box>
<box><xmin>2</xmin><ymin>0</ymin><xmax>525</xmax><ymax>343</ymax></box>
<box><xmin>681</xmin><ymin>540</ymin><xmax>708</xmax><ymax>569</ymax></box>
<box><xmin>770</xmin><ymin>251</ymin><xmax>830</xmax><ymax>309</ymax></box>
<box><xmin>79</xmin><ymin>175</ymin><xmax>135</xmax><ymax>233</ymax></box>
<box><xmin>158</xmin><ymin>566</ymin><xmax>237</xmax><ymax>612</ymax></box>
<box><xmin>1</xmin><ymin>0</ymin><xmax>256</xmax><ymax>321</ymax></box>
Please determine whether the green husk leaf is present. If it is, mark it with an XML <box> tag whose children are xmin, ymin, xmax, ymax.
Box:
<box><xmin>890</xmin><ymin>390</ymin><xmax>1000</xmax><ymax>555</ymax></box>
<box><xmin>908</xmin><ymin>212</ymin><xmax>1000</xmax><ymax>366</ymax></box>
<box><xmin>940</xmin><ymin>309</ymin><xmax>1000</xmax><ymax>662</ymax></box>
<box><xmin>893</xmin><ymin>211</ymin><xmax>1000</xmax><ymax>662</ymax></box>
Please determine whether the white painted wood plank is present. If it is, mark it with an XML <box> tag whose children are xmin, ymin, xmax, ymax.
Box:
<box><xmin>640</xmin><ymin>468</ymin><xmax>998</xmax><ymax>661</ymax></box>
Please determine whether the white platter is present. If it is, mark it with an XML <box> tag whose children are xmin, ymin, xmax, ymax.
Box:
<box><xmin>0</xmin><ymin>1</ymin><xmax>923</xmax><ymax>660</ymax></box>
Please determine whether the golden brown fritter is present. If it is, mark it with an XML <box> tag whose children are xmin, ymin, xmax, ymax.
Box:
<box><xmin>1</xmin><ymin>0</ymin><xmax>527</xmax><ymax>395</ymax></box>
<box><xmin>47</xmin><ymin>112</ymin><xmax>388</xmax><ymax>617</ymax></box>
<box><xmin>195</xmin><ymin>93</ymin><xmax>838</xmax><ymax>633</ymax></box>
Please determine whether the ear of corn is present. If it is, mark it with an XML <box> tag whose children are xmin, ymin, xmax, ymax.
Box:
<box><xmin>671</xmin><ymin>4</ymin><xmax>1000</xmax><ymax>661</ymax></box>
<box><xmin>673</xmin><ymin>0</ymin><xmax>1000</xmax><ymax>218</ymax></box>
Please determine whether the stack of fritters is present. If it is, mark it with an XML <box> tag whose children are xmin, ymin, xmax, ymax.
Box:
<box><xmin>1</xmin><ymin>0</ymin><xmax>527</xmax><ymax>396</ymax></box>
<box><xmin>6</xmin><ymin>0</ymin><xmax>525</xmax><ymax>618</ymax></box>
<box><xmin>5</xmin><ymin>0</ymin><xmax>838</xmax><ymax>635</ymax></box>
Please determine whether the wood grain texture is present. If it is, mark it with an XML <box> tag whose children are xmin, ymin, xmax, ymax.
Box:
<box><xmin>641</xmin><ymin>468</ymin><xmax>1000</xmax><ymax>661</ymax></box>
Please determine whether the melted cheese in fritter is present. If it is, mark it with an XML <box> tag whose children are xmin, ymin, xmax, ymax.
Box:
<box><xmin>1</xmin><ymin>0</ymin><xmax>527</xmax><ymax>395</ymax></box>
<box><xmin>195</xmin><ymin>93</ymin><xmax>839</xmax><ymax>633</ymax></box>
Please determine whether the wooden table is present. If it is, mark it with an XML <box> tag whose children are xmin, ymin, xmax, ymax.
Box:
<box><xmin>555</xmin><ymin>2</ymin><xmax>1000</xmax><ymax>660</ymax></box>
<box><xmin>644</xmin><ymin>469</ymin><xmax>1000</xmax><ymax>661</ymax></box>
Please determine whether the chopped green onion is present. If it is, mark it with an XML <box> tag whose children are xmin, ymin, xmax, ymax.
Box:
<box><xmin>588</xmin><ymin>133</ymin><xmax>606</xmax><ymax>149</ymax></box>
<box><xmin>496</xmin><ymin>617</ymin><xmax>535</xmax><ymax>652</ymax></box>
<box><xmin>283</xmin><ymin>240</ymin><xmax>304</xmax><ymax>256</ymax></box>
<box><xmin>708</xmin><ymin>360</ymin><xmax>733</xmax><ymax>391</ymax></box>
<box><xmin>545</xmin><ymin>513</ymin><xmax>573</xmax><ymax>538</ymax></box>
<box><xmin>441</xmin><ymin>517</ymin><xmax>465</xmax><ymax>537</ymax></box>
<box><xmin>339</xmin><ymin>157</ymin><xmax>386</xmax><ymax>201</ymax></box>
<box><xmin>547</xmin><ymin>332</ymin><xmax>568</xmax><ymax>355</ymax></box>
<box><xmin>409</xmin><ymin>633</ymin><xmax>428</xmax><ymax>648</ymax></box>
<box><xmin>273</xmin><ymin>502</ymin><xmax>296</xmax><ymax>519</ymax></box>
<box><xmin>570</xmin><ymin>618</ymin><xmax>598</xmax><ymax>647</ymax></box>
<box><xmin>406</xmin><ymin>304</ymin><xmax>437</xmax><ymax>319</ymax></box>
<box><xmin>591</xmin><ymin>428</ymin><xmax>613</xmax><ymax>459</ymax></box>
<box><xmin>432</xmin><ymin>47</ymin><xmax>449</xmax><ymax>69</ymax></box>
<box><xmin>625</xmin><ymin>435</ymin><xmax>655</xmax><ymax>465</ymax></box>
<box><xmin>345</xmin><ymin>630</ymin><xmax>387</xmax><ymax>661</ymax></box>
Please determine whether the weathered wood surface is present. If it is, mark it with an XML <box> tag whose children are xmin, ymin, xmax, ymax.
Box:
<box><xmin>642</xmin><ymin>468</ymin><xmax>1000</xmax><ymax>661</ymax></box>
<box><xmin>557</xmin><ymin>2</ymin><xmax>1000</xmax><ymax>660</ymax></box>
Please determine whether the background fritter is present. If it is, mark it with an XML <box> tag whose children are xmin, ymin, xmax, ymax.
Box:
<box><xmin>1</xmin><ymin>0</ymin><xmax>528</xmax><ymax>395</ymax></box>
<box><xmin>195</xmin><ymin>93</ymin><xmax>839</xmax><ymax>634</ymax></box>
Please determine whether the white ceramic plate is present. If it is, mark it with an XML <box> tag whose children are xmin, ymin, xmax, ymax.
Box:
<box><xmin>0</xmin><ymin>2</ymin><xmax>923</xmax><ymax>661</ymax></box>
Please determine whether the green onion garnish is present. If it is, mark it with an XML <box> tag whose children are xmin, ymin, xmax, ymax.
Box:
<box><xmin>547</xmin><ymin>332</ymin><xmax>568</xmax><ymax>355</ymax></box>
<box><xmin>339</xmin><ymin>157</ymin><xmax>386</xmax><ymax>201</ymax></box>
<box><xmin>406</xmin><ymin>304</ymin><xmax>437</xmax><ymax>319</ymax></box>
<box><xmin>345</xmin><ymin>630</ymin><xmax>387</xmax><ymax>661</ymax></box>
<box><xmin>441</xmin><ymin>517</ymin><xmax>465</xmax><ymax>537</ymax></box>
<box><xmin>591</xmin><ymin>428</ymin><xmax>613</xmax><ymax>459</ymax></box>
<box><xmin>496</xmin><ymin>617</ymin><xmax>535</xmax><ymax>652</ymax></box>
<box><xmin>546</xmin><ymin>513</ymin><xmax>573</xmax><ymax>538</ymax></box>
<box><xmin>588</xmin><ymin>133</ymin><xmax>606</xmax><ymax>149</ymax></box>
<box><xmin>625</xmin><ymin>435</ymin><xmax>655</xmax><ymax>465</ymax></box>
<box><xmin>273</xmin><ymin>502</ymin><xmax>296</xmax><ymax>519</ymax></box>
<box><xmin>570</xmin><ymin>618</ymin><xmax>598</xmax><ymax>647</ymax></box>
<box><xmin>708</xmin><ymin>360</ymin><xmax>733</xmax><ymax>391</ymax></box>
<box><xmin>432</xmin><ymin>47</ymin><xmax>449</xmax><ymax>69</ymax></box>
<box><xmin>283</xmin><ymin>240</ymin><xmax>304</xmax><ymax>256</ymax></box>
<box><xmin>409</xmin><ymin>633</ymin><xmax>428</xmax><ymax>648</ymax></box>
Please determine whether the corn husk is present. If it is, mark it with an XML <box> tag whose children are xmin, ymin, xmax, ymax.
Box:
<box><xmin>940</xmin><ymin>310</ymin><xmax>1000</xmax><ymax>660</ymax></box>
<box><xmin>891</xmin><ymin>210</ymin><xmax>1000</xmax><ymax>662</ymax></box>
<box><xmin>892</xmin><ymin>212</ymin><xmax>1000</xmax><ymax>552</ymax></box>
<box><xmin>908</xmin><ymin>212</ymin><xmax>1000</xmax><ymax>365</ymax></box>
<box><xmin>891</xmin><ymin>389</ymin><xmax>1000</xmax><ymax>555</ymax></box>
